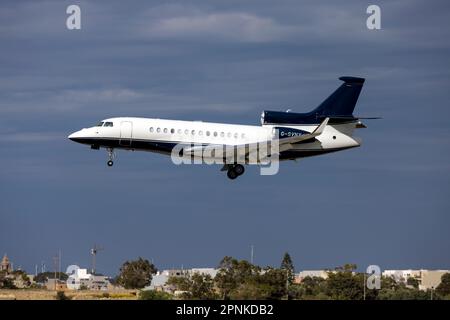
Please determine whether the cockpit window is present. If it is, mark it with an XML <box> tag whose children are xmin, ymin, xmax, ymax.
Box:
<box><xmin>104</xmin><ymin>122</ymin><xmax>113</xmax><ymax>127</ymax></box>
<box><xmin>96</xmin><ymin>122</ymin><xmax>104</xmax><ymax>127</ymax></box>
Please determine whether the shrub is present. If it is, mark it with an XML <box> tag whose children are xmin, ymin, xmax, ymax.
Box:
<box><xmin>56</xmin><ymin>291</ymin><xmax>71</xmax><ymax>300</ymax></box>
<box><xmin>139</xmin><ymin>290</ymin><xmax>172</xmax><ymax>300</ymax></box>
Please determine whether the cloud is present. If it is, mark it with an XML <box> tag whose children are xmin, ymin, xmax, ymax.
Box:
<box><xmin>143</xmin><ymin>12</ymin><xmax>294</xmax><ymax>42</ymax></box>
<box><xmin>0</xmin><ymin>131</ymin><xmax>63</xmax><ymax>142</ymax></box>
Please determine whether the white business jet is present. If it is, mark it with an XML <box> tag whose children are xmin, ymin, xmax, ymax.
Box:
<box><xmin>69</xmin><ymin>76</ymin><xmax>375</xmax><ymax>179</ymax></box>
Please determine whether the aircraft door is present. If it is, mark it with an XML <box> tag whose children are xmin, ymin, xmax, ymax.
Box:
<box><xmin>120</xmin><ymin>121</ymin><xmax>133</xmax><ymax>146</ymax></box>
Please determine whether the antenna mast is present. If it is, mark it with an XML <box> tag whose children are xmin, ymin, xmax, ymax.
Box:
<box><xmin>90</xmin><ymin>244</ymin><xmax>104</xmax><ymax>274</ymax></box>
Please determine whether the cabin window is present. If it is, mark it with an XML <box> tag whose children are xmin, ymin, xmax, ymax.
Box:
<box><xmin>220</xmin><ymin>132</ymin><xmax>224</xmax><ymax>137</ymax></box>
<box><xmin>206</xmin><ymin>131</ymin><xmax>210</xmax><ymax>136</ymax></box>
<box><xmin>184</xmin><ymin>129</ymin><xmax>189</xmax><ymax>135</ymax></box>
<box><xmin>234</xmin><ymin>133</ymin><xmax>238</xmax><ymax>138</ymax></box>
<box><xmin>149</xmin><ymin>127</ymin><xmax>154</xmax><ymax>133</ymax></box>
<box><xmin>157</xmin><ymin>128</ymin><xmax>161</xmax><ymax>133</ymax></box>
<box><xmin>104</xmin><ymin>122</ymin><xmax>113</xmax><ymax>127</ymax></box>
<box><xmin>213</xmin><ymin>132</ymin><xmax>218</xmax><ymax>137</ymax></box>
<box><xmin>163</xmin><ymin>128</ymin><xmax>168</xmax><ymax>133</ymax></box>
<box><xmin>177</xmin><ymin>129</ymin><xmax>182</xmax><ymax>134</ymax></box>
<box><xmin>171</xmin><ymin>128</ymin><xmax>175</xmax><ymax>134</ymax></box>
<box><xmin>227</xmin><ymin>132</ymin><xmax>231</xmax><ymax>138</ymax></box>
<box><xmin>241</xmin><ymin>133</ymin><xmax>245</xmax><ymax>139</ymax></box>
<box><xmin>96</xmin><ymin>122</ymin><xmax>104</xmax><ymax>127</ymax></box>
<box><xmin>191</xmin><ymin>130</ymin><xmax>195</xmax><ymax>135</ymax></box>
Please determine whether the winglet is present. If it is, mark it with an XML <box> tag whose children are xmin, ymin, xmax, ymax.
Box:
<box><xmin>312</xmin><ymin>117</ymin><xmax>329</xmax><ymax>136</ymax></box>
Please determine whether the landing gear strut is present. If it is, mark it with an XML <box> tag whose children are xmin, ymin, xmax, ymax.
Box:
<box><xmin>107</xmin><ymin>148</ymin><xmax>115</xmax><ymax>167</ymax></box>
<box><xmin>226</xmin><ymin>164</ymin><xmax>245</xmax><ymax>180</ymax></box>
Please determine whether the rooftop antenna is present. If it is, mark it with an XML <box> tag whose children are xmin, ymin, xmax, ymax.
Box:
<box><xmin>90</xmin><ymin>244</ymin><xmax>104</xmax><ymax>275</ymax></box>
<box><xmin>52</xmin><ymin>254</ymin><xmax>59</xmax><ymax>290</ymax></box>
<box><xmin>59</xmin><ymin>249</ymin><xmax>62</xmax><ymax>276</ymax></box>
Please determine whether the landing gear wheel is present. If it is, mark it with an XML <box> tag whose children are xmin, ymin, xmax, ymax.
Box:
<box><xmin>234</xmin><ymin>164</ymin><xmax>245</xmax><ymax>176</ymax></box>
<box><xmin>227</xmin><ymin>169</ymin><xmax>238</xmax><ymax>180</ymax></box>
<box><xmin>106</xmin><ymin>148</ymin><xmax>115</xmax><ymax>167</ymax></box>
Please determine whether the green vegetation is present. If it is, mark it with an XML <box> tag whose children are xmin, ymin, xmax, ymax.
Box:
<box><xmin>34</xmin><ymin>272</ymin><xmax>68</xmax><ymax>283</ymax></box>
<box><xmin>0</xmin><ymin>272</ymin><xmax>16</xmax><ymax>289</ymax></box>
<box><xmin>55</xmin><ymin>291</ymin><xmax>71</xmax><ymax>300</ymax></box>
<box><xmin>406</xmin><ymin>277</ymin><xmax>419</xmax><ymax>289</ymax></box>
<box><xmin>168</xmin><ymin>272</ymin><xmax>217</xmax><ymax>299</ymax></box>
<box><xmin>169</xmin><ymin>256</ymin><xmax>290</xmax><ymax>300</ymax></box>
<box><xmin>436</xmin><ymin>273</ymin><xmax>450</xmax><ymax>297</ymax></box>
<box><xmin>139</xmin><ymin>290</ymin><xmax>173</xmax><ymax>300</ymax></box>
<box><xmin>165</xmin><ymin>255</ymin><xmax>450</xmax><ymax>300</ymax></box>
<box><xmin>280</xmin><ymin>252</ymin><xmax>295</xmax><ymax>285</ymax></box>
<box><xmin>116</xmin><ymin>257</ymin><xmax>157</xmax><ymax>289</ymax></box>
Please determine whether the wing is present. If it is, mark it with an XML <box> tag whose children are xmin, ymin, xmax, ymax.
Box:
<box><xmin>182</xmin><ymin>118</ymin><xmax>329</xmax><ymax>162</ymax></box>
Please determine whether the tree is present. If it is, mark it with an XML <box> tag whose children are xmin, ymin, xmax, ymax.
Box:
<box><xmin>215</xmin><ymin>256</ymin><xmax>261</xmax><ymax>299</ymax></box>
<box><xmin>406</xmin><ymin>277</ymin><xmax>419</xmax><ymax>289</ymax></box>
<box><xmin>436</xmin><ymin>273</ymin><xmax>450</xmax><ymax>297</ymax></box>
<box><xmin>290</xmin><ymin>276</ymin><xmax>329</xmax><ymax>300</ymax></box>
<box><xmin>326</xmin><ymin>265</ymin><xmax>363</xmax><ymax>300</ymax></box>
<box><xmin>280</xmin><ymin>252</ymin><xmax>295</xmax><ymax>285</ymax></box>
<box><xmin>258</xmin><ymin>267</ymin><xmax>288</xmax><ymax>299</ymax></box>
<box><xmin>0</xmin><ymin>272</ymin><xmax>16</xmax><ymax>289</ymax></box>
<box><xmin>117</xmin><ymin>257</ymin><xmax>157</xmax><ymax>289</ymax></box>
<box><xmin>168</xmin><ymin>273</ymin><xmax>217</xmax><ymax>299</ymax></box>
<box><xmin>377</xmin><ymin>284</ymin><xmax>429</xmax><ymax>300</ymax></box>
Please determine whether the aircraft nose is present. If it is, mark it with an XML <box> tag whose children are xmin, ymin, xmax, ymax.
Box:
<box><xmin>68</xmin><ymin>130</ymin><xmax>83</xmax><ymax>142</ymax></box>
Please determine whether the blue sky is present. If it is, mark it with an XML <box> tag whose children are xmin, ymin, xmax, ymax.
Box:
<box><xmin>1</xmin><ymin>0</ymin><xmax>449</xmax><ymax>276</ymax></box>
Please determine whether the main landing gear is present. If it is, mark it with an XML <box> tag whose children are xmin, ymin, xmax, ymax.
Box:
<box><xmin>107</xmin><ymin>148</ymin><xmax>115</xmax><ymax>167</ymax></box>
<box><xmin>226</xmin><ymin>164</ymin><xmax>245</xmax><ymax>180</ymax></box>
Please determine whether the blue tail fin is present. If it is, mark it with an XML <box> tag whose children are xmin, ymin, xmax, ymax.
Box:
<box><xmin>261</xmin><ymin>76</ymin><xmax>365</xmax><ymax>125</ymax></box>
<box><xmin>312</xmin><ymin>76</ymin><xmax>365</xmax><ymax>117</ymax></box>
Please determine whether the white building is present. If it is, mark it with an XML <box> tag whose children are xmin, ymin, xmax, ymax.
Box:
<box><xmin>382</xmin><ymin>269</ymin><xmax>421</xmax><ymax>284</ymax></box>
<box><xmin>295</xmin><ymin>270</ymin><xmax>329</xmax><ymax>283</ymax></box>
<box><xmin>189</xmin><ymin>268</ymin><xmax>218</xmax><ymax>278</ymax></box>
<box><xmin>144</xmin><ymin>268</ymin><xmax>219</xmax><ymax>292</ymax></box>
<box><xmin>382</xmin><ymin>269</ymin><xmax>450</xmax><ymax>290</ymax></box>
<box><xmin>66</xmin><ymin>265</ymin><xmax>110</xmax><ymax>290</ymax></box>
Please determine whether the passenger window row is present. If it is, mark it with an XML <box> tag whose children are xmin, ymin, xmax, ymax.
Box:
<box><xmin>149</xmin><ymin>127</ymin><xmax>245</xmax><ymax>139</ymax></box>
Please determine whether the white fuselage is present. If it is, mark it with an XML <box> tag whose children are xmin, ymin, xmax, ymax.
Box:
<box><xmin>68</xmin><ymin>117</ymin><xmax>361</xmax><ymax>161</ymax></box>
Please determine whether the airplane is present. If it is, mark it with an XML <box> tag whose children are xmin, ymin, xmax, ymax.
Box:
<box><xmin>68</xmin><ymin>76</ymin><xmax>376</xmax><ymax>179</ymax></box>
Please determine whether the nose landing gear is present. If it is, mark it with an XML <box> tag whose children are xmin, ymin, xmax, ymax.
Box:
<box><xmin>107</xmin><ymin>148</ymin><xmax>115</xmax><ymax>167</ymax></box>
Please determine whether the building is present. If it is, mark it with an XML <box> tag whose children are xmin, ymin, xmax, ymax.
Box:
<box><xmin>46</xmin><ymin>279</ymin><xmax>67</xmax><ymax>291</ymax></box>
<box><xmin>295</xmin><ymin>270</ymin><xmax>329</xmax><ymax>283</ymax></box>
<box><xmin>420</xmin><ymin>270</ymin><xmax>450</xmax><ymax>291</ymax></box>
<box><xmin>382</xmin><ymin>269</ymin><xmax>421</xmax><ymax>284</ymax></box>
<box><xmin>146</xmin><ymin>272</ymin><xmax>170</xmax><ymax>291</ymax></box>
<box><xmin>144</xmin><ymin>268</ymin><xmax>219</xmax><ymax>292</ymax></box>
<box><xmin>66</xmin><ymin>265</ymin><xmax>110</xmax><ymax>290</ymax></box>
<box><xmin>382</xmin><ymin>269</ymin><xmax>450</xmax><ymax>290</ymax></box>
<box><xmin>1</xmin><ymin>254</ymin><xmax>12</xmax><ymax>273</ymax></box>
<box><xmin>189</xmin><ymin>268</ymin><xmax>218</xmax><ymax>278</ymax></box>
